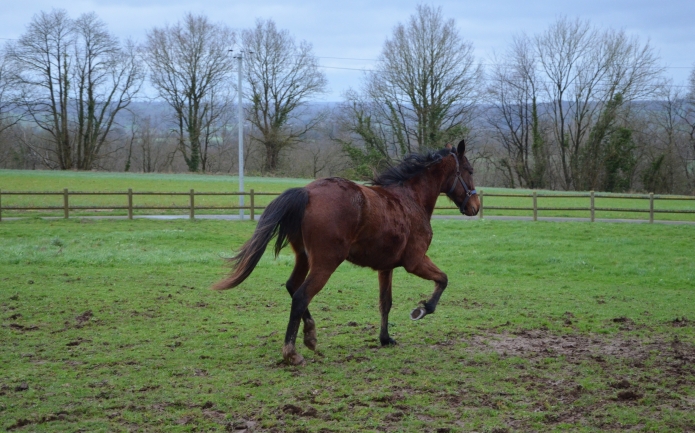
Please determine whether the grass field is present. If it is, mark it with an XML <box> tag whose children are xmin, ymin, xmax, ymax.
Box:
<box><xmin>1</xmin><ymin>218</ymin><xmax>694</xmax><ymax>432</ymax></box>
<box><xmin>1</xmin><ymin>169</ymin><xmax>694</xmax><ymax>221</ymax></box>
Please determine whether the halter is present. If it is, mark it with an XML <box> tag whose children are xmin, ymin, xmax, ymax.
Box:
<box><xmin>446</xmin><ymin>152</ymin><xmax>477</xmax><ymax>213</ymax></box>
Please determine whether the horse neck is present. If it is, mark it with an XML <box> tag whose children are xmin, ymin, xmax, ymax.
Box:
<box><xmin>404</xmin><ymin>166</ymin><xmax>450</xmax><ymax>216</ymax></box>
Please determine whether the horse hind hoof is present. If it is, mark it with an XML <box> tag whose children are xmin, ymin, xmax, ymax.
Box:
<box><xmin>303</xmin><ymin>334</ymin><xmax>317</xmax><ymax>351</ymax></box>
<box><xmin>282</xmin><ymin>345</ymin><xmax>307</xmax><ymax>366</ymax></box>
<box><xmin>292</xmin><ymin>355</ymin><xmax>307</xmax><ymax>366</ymax></box>
<box><xmin>410</xmin><ymin>307</ymin><xmax>427</xmax><ymax>320</ymax></box>
<box><xmin>303</xmin><ymin>319</ymin><xmax>317</xmax><ymax>351</ymax></box>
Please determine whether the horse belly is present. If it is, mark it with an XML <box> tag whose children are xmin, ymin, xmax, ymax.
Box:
<box><xmin>347</xmin><ymin>232</ymin><xmax>407</xmax><ymax>270</ymax></box>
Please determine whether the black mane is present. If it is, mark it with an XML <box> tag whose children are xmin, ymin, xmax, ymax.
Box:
<box><xmin>371</xmin><ymin>148</ymin><xmax>452</xmax><ymax>186</ymax></box>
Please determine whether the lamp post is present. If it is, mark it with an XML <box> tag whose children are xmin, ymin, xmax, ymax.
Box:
<box><xmin>232</xmin><ymin>50</ymin><xmax>246</xmax><ymax>220</ymax></box>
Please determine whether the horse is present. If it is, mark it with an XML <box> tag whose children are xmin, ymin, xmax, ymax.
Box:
<box><xmin>212</xmin><ymin>140</ymin><xmax>480</xmax><ymax>365</ymax></box>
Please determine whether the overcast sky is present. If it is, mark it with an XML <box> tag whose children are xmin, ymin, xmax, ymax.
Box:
<box><xmin>3</xmin><ymin>0</ymin><xmax>694</xmax><ymax>101</ymax></box>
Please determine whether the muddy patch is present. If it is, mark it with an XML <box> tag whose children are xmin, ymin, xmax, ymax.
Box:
<box><xmin>466</xmin><ymin>329</ymin><xmax>693</xmax><ymax>363</ymax></box>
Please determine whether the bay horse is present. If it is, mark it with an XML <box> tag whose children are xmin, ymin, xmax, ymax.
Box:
<box><xmin>212</xmin><ymin>140</ymin><xmax>480</xmax><ymax>365</ymax></box>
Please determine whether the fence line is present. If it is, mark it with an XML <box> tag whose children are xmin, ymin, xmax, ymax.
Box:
<box><xmin>0</xmin><ymin>189</ymin><xmax>694</xmax><ymax>223</ymax></box>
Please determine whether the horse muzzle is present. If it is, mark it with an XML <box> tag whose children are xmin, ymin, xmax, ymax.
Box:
<box><xmin>458</xmin><ymin>190</ymin><xmax>478</xmax><ymax>216</ymax></box>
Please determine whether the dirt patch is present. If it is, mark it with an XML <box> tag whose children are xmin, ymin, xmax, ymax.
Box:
<box><xmin>466</xmin><ymin>329</ymin><xmax>691</xmax><ymax>363</ymax></box>
<box><xmin>75</xmin><ymin>310</ymin><xmax>93</xmax><ymax>326</ymax></box>
<box><xmin>6</xmin><ymin>412</ymin><xmax>70</xmax><ymax>431</ymax></box>
<box><xmin>671</xmin><ymin>317</ymin><xmax>690</xmax><ymax>327</ymax></box>
<box><xmin>460</xmin><ymin>329</ymin><xmax>695</xmax><ymax>430</ymax></box>
<box><xmin>66</xmin><ymin>338</ymin><xmax>91</xmax><ymax>347</ymax></box>
<box><xmin>281</xmin><ymin>404</ymin><xmax>319</xmax><ymax>418</ymax></box>
<box><xmin>8</xmin><ymin>323</ymin><xmax>39</xmax><ymax>332</ymax></box>
<box><xmin>615</xmin><ymin>390</ymin><xmax>643</xmax><ymax>401</ymax></box>
<box><xmin>609</xmin><ymin>379</ymin><xmax>631</xmax><ymax>389</ymax></box>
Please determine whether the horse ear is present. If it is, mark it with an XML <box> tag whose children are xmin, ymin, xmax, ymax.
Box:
<box><xmin>457</xmin><ymin>139</ymin><xmax>466</xmax><ymax>156</ymax></box>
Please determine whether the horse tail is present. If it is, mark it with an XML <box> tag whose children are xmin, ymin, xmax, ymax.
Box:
<box><xmin>211</xmin><ymin>187</ymin><xmax>309</xmax><ymax>291</ymax></box>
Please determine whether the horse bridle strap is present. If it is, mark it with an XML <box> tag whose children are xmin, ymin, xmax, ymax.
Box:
<box><xmin>447</xmin><ymin>152</ymin><xmax>477</xmax><ymax>211</ymax></box>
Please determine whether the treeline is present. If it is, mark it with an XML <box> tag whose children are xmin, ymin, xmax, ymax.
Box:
<box><xmin>0</xmin><ymin>6</ymin><xmax>693</xmax><ymax>194</ymax></box>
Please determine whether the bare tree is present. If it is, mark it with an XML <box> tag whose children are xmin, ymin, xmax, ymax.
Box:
<box><xmin>0</xmin><ymin>51</ymin><xmax>20</xmax><ymax>136</ymax></box>
<box><xmin>71</xmin><ymin>13</ymin><xmax>143</xmax><ymax>170</ymax></box>
<box><xmin>136</xmin><ymin>116</ymin><xmax>168</xmax><ymax>173</ymax></box>
<box><xmin>487</xmin><ymin>34</ymin><xmax>548</xmax><ymax>188</ymax></box>
<box><xmin>7</xmin><ymin>9</ymin><xmax>74</xmax><ymax>169</ymax></box>
<box><xmin>6</xmin><ymin>9</ymin><xmax>143</xmax><ymax>170</ymax></box>
<box><xmin>684</xmin><ymin>66</ymin><xmax>695</xmax><ymax>170</ymax></box>
<box><xmin>243</xmin><ymin>19</ymin><xmax>327</xmax><ymax>173</ymax></box>
<box><xmin>535</xmin><ymin>17</ymin><xmax>662</xmax><ymax>190</ymax></box>
<box><xmin>637</xmin><ymin>84</ymin><xmax>686</xmax><ymax>193</ymax></box>
<box><xmin>144</xmin><ymin>13</ymin><xmax>236</xmax><ymax>172</ymax></box>
<box><xmin>667</xmin><ymin>68</ymin><xmax>695</xmax><ymax>189</ymax></box>
<box><xmin>0</xmin><ymin>51</ymin><xmax>21</xmax><ymax>168</ymax></box>
<box><xmin>340</xmin><ymin>4</ymin><xmax>482</xmax><ymax>176</ymax></box>
<box><xmin>334</xmin><ymin>90</ymin><xmax>397</xmax><ymax>177</ymax></box>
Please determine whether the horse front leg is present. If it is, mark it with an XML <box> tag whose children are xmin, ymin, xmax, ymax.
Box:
<box><xmin>404</xmin><ymin>256</ymin><xmax>448</xmax><ymax>320</ymax></box>
<box><xmin>378</xmin><ymin>269</ymin><xmax>397</xmax><ymax>346</ymax></box>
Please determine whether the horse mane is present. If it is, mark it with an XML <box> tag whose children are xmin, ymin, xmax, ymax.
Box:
<box><xmin>371</xmin><ymin>148</ymin><xmax>453</xmax><ymax>187</ymax></box>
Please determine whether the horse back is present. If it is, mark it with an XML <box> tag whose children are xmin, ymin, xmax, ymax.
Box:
<box><xmin>301</xmin><ymin>177</ymin><xmax>430</xmax><ymax>270</ymax></box>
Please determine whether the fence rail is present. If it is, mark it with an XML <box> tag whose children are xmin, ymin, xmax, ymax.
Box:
<box><xmin>0</xmin><ymin>188</ymin><xmax>694</xmax><ymax>223</ymax></box>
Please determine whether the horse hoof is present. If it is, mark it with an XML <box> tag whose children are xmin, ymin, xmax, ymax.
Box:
<box><xmin>303</xmin><ymin>319</ymin><xmax>317</xmax><ymax>351</ymax></box>
<box><xmin>303</xmin><ymin>334</ymin><xmax>317</xmax><ymax>351</ymax></box>
<box><xmin>410</xmin><ymin>307</ymin><xmax>426</xmax><ymax>320</ymax></box>
<box><xmin>282</xmin><ymin>344</ymin><xmax>307</xmax><ymax>366</ymax></box>
<box><xmin>380</xmin><ymin>337</ymin><xmax>398</xmax><ymax>346</ymax></box>
<box><xmin>284</xmin><ymin>352</ymin><xmax>306</xmax><ymax>366</ymax></box>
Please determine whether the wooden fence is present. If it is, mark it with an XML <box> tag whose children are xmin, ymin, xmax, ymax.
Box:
<box><xmin>0</xmin><ymin>189</ymin><xmax>694</xmax><ymax>223</ymax></box>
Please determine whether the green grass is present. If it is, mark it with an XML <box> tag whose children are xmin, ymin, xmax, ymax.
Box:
<box><xmin>1</xmin><ymin>169</ymin><xmax>694</xmax><ymax>221</ymax></box>
<box><xmin>1</xmin><ymin>218</ymin><xmax>694</xmax><ymax>431</ymax></box>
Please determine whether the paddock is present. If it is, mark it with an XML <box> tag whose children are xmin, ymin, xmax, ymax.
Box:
<box><xmin>1</xmin><ymin>218</ymin><xmax>694</xmax><ymax>431</ymax></box>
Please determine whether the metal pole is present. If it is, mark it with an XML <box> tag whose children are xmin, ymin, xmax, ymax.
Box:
<box><xmin>533</xmin><ymin>191</ymin><xmax>537</xmax><ymax>222</ymax></box>
<box><xmin>237</xmin><ymin>53</ymin><xmax>245</xmax><ymax>220</ymax></box>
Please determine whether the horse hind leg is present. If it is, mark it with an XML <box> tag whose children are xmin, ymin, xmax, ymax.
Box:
<box><xmin>285</xmin><ymin>250</ymin><xmax>317</xmax><ymax>351</ymax></box>
<box><xmin>283</xmin><ymin>265</ymin><xmax>337</xmax><ymax>366</ymax></box>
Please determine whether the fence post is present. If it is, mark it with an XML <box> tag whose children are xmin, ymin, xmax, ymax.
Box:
<box><xmin>533</xmin><ymin>191</ymin><xmax>538</xmax><ymax>221</ymax></box>
<box><xmin>649</xmin><ymin>192</ymin><xmax>654</xmax><ymax>224</ymax></box>
<box><xmin>63</xmin><ymin>188</ymin><xmax>69</xmax><ymax>219</ymax></box>
<box><xmin>479</xmin><ymin>190</ymin><xmax>484</xmax><ymax>219</ymax></box>
<box><xmin>189</xmin><ymin>189</ymin><xmax>195</xmax><ymax>220</ymax></box>
<box><xmin>590</xmin><ymin>191</ymin><xmax>595</xmax><ymax>223</ymax></box>
<box><xmin>127</xmin><ymin>188</ymin><xmax>133</xmax><ymax>220</ymax></box>
<box><xmin>250</xmin><ymin>189</ymin><xmax>255</xmax><ymax>221</ymax></box>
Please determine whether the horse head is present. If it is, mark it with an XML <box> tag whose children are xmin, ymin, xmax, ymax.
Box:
<box><xmin>444</xmin><ymin>140</ymin><xmax>480</xmax><ymax>216</ymax></box>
